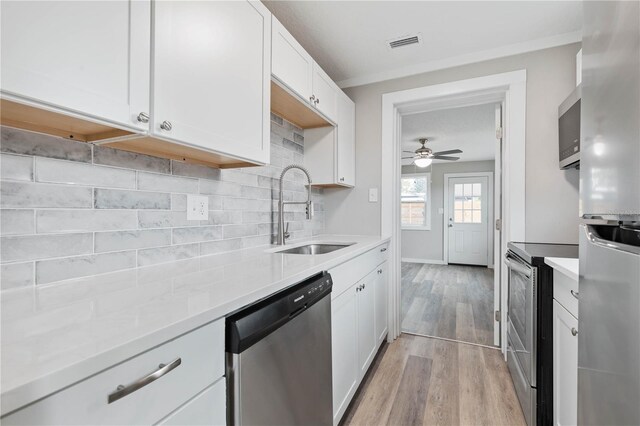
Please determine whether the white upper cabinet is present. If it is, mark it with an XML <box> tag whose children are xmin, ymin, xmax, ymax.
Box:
<box><xmin>271</xmin><ymin>16</ymin><xmax>313</xmax><ymax>102</ymax></box>
<box><xmin>336</xmin><ymin>93</ymin><xmax>356</xmax><ymax>187</ymax></box>
<box><xmin>0</xmin><ymin>0</ymin><xmax>150</xmax><ymax>132</ymax></box>
<box><xmin>152</xmin><ymin>0</ymin><xmax>271</xmax><ymax>165</ymax></box>
<box><xmin>311</xmin><ymin>63</ymin><xmax>338</xmax><ymax>122</ymax></box>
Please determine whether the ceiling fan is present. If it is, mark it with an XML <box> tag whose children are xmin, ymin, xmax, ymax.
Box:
<box><xmin>402</xmin><ymin>138</ymin><xmax>462</xmax><ymax>168</ymax></box>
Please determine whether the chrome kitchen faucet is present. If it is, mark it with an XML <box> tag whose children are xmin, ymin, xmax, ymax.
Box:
<box><xmin>277</xmin><ymin>165</ymin><xmax>312</xmax><ymax>245</ymax></box>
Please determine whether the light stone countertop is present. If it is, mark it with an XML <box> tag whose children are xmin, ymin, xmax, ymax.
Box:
<box><xmin>0</xmin><ymin>234</ymin><xmax>390</xmax><ymax>416</ymax></box>
<box><xmin>545</xmin><ymin>257</ymin><xmax>579</xmax><ymax>281</ymax></box>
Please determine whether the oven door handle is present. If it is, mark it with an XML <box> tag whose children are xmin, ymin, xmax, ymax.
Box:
<box><xmin>504</xmin><ymin>254</ymin><xmax>532</xmax><ymax>278</ymax></box>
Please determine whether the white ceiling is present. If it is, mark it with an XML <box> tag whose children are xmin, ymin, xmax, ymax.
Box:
<box><xmin>263</xmin><ymin>1</ymin><xmax>582</xmax><ymax>88</ymax></box>
<box><xmin>401</xmin><ymin>103</ymin><xmax>497</xmax><ymax>165</ymax></box>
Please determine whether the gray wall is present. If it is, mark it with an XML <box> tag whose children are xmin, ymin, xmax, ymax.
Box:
<box><xmin>323</xmin><ymin>43</ymin><xmax>581</xmax><ymax>244</ymax></box>
<box><xmin>0</xmin><ymin>115</ymin><xmax>324</xmax><ymax>290</ymax></box>
<box><xmin>401</xmin><ymin>161</ymin><xmax>495</xmax><ymax>262</ymax></box>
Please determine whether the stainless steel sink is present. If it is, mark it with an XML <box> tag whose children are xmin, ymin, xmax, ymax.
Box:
<box><xmin>276</xmin><ymin>243</ymin><xmax>354</xmax><ymax>255</ymax></box>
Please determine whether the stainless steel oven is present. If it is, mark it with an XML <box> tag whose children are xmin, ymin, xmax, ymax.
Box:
<box><xmin>505</xmin><ymin>251</ymin><xmax>538</xmax><ymax>425</ymax></box>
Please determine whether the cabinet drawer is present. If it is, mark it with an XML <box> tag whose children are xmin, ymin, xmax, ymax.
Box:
<box><xmin>3</xmin><ymin>319</ymin><xmax>224</xmax><ymax>425</ymax></box>
<box><xmin>159</xmin><ymin>378</ymin><xmax>226</xmax><ymax>426</ymax></box>
<box><xmin>329</xmin><ymin>242</ymin><xmax>389</xmax><ymax>298</ymax></box>
<box><xmin>553</xmin><ymin>269</ymin><xmax>579</xmax><ymax>318</ymax></box>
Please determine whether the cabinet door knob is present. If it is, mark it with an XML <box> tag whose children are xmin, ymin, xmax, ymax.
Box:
<box><xmin>315</xmin><ymin>98</ymin><xmax>320</xmax><ymax>105</ymax></box>
<box><xmin>160</xmin><ymin>121</ymin><xmax>172</xmax><ymax>131</ymax></box>
<box><xmin>571</xmin><ymin>327</ymin><xmax>578</xmax><ymax>336</ymax></box>
<box><xmin>570</xmin><ymin>290</ymin><xmax>579</xmax><ymax>299</ymax></box>
<box><xmin>340</xmin><ymin>177</ymin><xmax>345</xmax><ymax>182</ymax></box>
<box><xmin>310</xmin><ymin>95</ymin><xmax>316</xmax><ymax>103</ymax></box>
<box><xmin>378</xmin><ymin>269</ymin><xmax>382</xmax><ymax>274</ymax></box>
<box><xmin>380</xmin><ymin>247</ymin><xmax>387</xmax><ymax>252</ymax></box>
<box><xmin>136</xmin><ymin>112</ymin><xmax>149</xmax><ymax>123</ymax></box>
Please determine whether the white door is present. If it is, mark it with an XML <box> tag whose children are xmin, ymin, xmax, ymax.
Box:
<box><xmin>312</xmin><ymin>63</ymin><xmax>338</xmax><ymax>122</ymax></box>
<box><xmin>271</xmin><ymin>16</ymin><xmax>313</xmax><ymax>101</ymax></box>
<box><xmin>374</xmin><ymin>261</ymin><xmax>388</xmax><ymax>344</ymax></box>
<box><xmin>1</xmin><ymin>0</ymin><xmax>150</xmax><ymax>131</ymax></box>
<box><xmin>447</xmin><ymin>176</ymin><xmax>489</xmax><ymax>265</ymax></box>
<box><xmin>336</xmin><ymin>94</ymin><xmax>356</xmax><ymax>187</ymax></box>
<box><xmin>553</xmin><ymin>300</ymin><xmax>578</xmax><ymax>426</ymax></box>
<box><xmin>356</xmin><ymin>274</ymin><xmax>376</xmax><ymax>377</ymax></box>
<box><xmin>152</xmin><ymin>0</ymin><xmax>271</xmax><ymax>164</ymax></box>
<box><xmin>331</xmin><ymin>287</ymin><xmax>359</xmax><ymax>424</ymax></box>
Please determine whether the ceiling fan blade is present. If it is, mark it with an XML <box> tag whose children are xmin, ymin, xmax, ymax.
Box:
<box><xmin>432</xmin><ymin>155</ymin><xmax>460</xmax><ymax>161</ymax></box>
<box><xmin>432</xmin><ymin>149</ymin><xmax>462</xmax><ymax>156</ymax></box>
<box><xmin>402</xmin><ymin>156</ymin><xmax>415</xmax><ymax>160</ymax></box>
<box><xmin>402</xmin><ymin>150</ymin><xmax>416</xmax><ymax>154</ymax></box>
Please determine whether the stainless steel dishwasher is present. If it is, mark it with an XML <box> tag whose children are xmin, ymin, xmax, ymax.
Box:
<box><xmin>226</xmin><ymin>272</ymin><xmax>333</xmax><ymax>426</ymax></box>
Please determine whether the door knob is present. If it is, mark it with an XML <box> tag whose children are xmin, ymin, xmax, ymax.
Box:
<box><xmin>571</xmin><ymin>327</ymin><xmax>578</xmax><ymax>336</ymax></box>
<box><xmin>160</xmin><ymin>121</ymin><xmax>172</xmax><ymax>131</ymax></box>
<box><xmin>136</xmin><ymin>112</ymin><xmax>149</xmax><ymax>123</ymax></box>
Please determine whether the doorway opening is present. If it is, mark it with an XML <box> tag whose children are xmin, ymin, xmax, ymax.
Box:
<box><xmin>381</xmin><ymin>71</ymin><xmax>526</xmax><ymax>355</ymax></box>
<box><xmin>399</xmin><ymin>103</ymin><xmax>499</xmax><ymax>347</ymax></box>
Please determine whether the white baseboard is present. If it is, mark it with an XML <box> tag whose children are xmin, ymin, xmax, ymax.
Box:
<box><xmin>401</xmin><ymin>257</ymin><xmax>446</xmax><ymax>265</ymax></box>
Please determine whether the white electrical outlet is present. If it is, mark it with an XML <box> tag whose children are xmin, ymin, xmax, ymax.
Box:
<box><xmin>368</xmin><ymin>188</ymin><xmax>378</xmax><ymax>203</ymax></box>
<box><xmin>187</xmin><ymin>195</ymin><xmax>208</xmax><ymax>220</ymax></box>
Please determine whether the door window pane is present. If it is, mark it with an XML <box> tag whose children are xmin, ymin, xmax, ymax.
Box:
<box><xmin>452</xmin><ymin>180</ymin><xmax>483</xmax><ymax>224</ymax></box>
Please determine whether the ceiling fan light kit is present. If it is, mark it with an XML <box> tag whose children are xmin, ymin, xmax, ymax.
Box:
<box><xmin>414</xmin><ymin>157</ymin><xmax>432</xmax><ymax>168</ymax></box>
<box><xmin>402</xmin><ymin>137</ymin><xmax>463</xmax><ymax>167</ymax></box>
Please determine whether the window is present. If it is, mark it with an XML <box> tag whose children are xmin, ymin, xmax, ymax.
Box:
<box><xmin>401</xmin><ymin>173</ymin><xmax>431</xmax><ymax>230</ymax></box>
<box><xmin>453</xmin><ymin>183</ymin><xmax>482</xmax><ymax>223</ymax></box>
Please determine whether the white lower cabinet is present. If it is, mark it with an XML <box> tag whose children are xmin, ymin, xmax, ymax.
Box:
<box><xmin>331</xmin><ymin>286</ymin><xmax>359</xmax><ymax>424</ymax></box>
<box><xmin>2</xmin><ymin>319</ymin><xmax>226</xmax><ymax>425</ymax></box>
<box><xmin>374</xmin><ymin>261</ymin><xmax>388</xmax><ymax>344</ymax></box>
<box><xmin>553</xmin><ymin>300</ymin><xmax>578</xmax><ymax>426</ymax></box>
<box><xmin>159</xmin><ymin>378</ymin><xmax>226</xmax><ymax>426</ymax></box>
<box><xmin>330</xmin><ymin>244</ymin><xmax>388</xmax><ymax>425</ymax></box>
<box><xmin>356</xmin><ymin>271</ymin><xmax>377</xmax><ymax>377</ymax></box>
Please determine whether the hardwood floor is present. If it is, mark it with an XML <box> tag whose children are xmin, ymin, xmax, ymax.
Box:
<box><xmin>401</xmin><ymin>263</ymin><xmax>495</xmax><ymax>347</ymax></box>
<box><xmin>341</xmin><ymin>334</ymin><xmax>525</xmax><ymax>426</ymax></box>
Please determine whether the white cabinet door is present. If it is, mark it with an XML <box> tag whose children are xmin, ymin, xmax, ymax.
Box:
<box><xmin>159</xmin><ymin>379</ymin><xmax>225</xmax><ymax>426</ymax></box>
<box><xmin>1</xmin><ymin>0</ymin><xmax>150</xmax><ymax>131</ymax></box>
<box><xmin>312</xmin><ymin>63</ymin><xmax>338</xmax><ymax>122</ymax></box>
<box><xmin>271</xmin><ymin>16</ymin><xmax>313</xmax><ymax>102</ymax></box>
<box><xmin>331</xmin><ymin>286</ymin><xmax>359</xmax><ymax>424</ymax></box>
<box><xmin>356</xmin><ymin>274</ymin><xmax>376</xmax><ymax>377</ymax></box>
<box><xmin>374</xmin><ymin>261</ymin><xmax>388</xmax><ymax>344</ymax></box>
<box><xmin>553</xmin><ymin>300</ymin><xmax>578</xmax><ymax>426</ymax></box>
<box><xmin>153</xmin><ymin>0</ymin><xmax>271</xmax><ymax>164</ymax></box>
<box><xmin>336</xmin><ymin>94</ymin><xmax>356</xmax><ymax>187</ymax></box>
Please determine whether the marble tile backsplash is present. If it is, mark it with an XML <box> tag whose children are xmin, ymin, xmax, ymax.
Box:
<box><xmin>0</xmin><ymin>114</ymin><xmax>324</xmax><ymax>289</ymax></box>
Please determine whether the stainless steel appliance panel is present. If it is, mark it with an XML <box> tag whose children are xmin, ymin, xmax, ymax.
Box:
<box><xmin>505</xmin><ymin>253</ymin><xmax>537</xmax><ymax>385</ymax></box>
<box><xmin>578</xmin><ymin>225</ymin><xmax>640</xmax><ymax>425</ymax></box>
<box><xmin>508</xmin><ymin>336</ymin><xmax>536</xmax><ymax>426</ymax></box>
<box><xmin>558</xmin><ymin>85</ymin><xmax>581</xmax><ymax>169</ymax></box>
<box><xmin>581</xmin><ymin>1</ymin><xmax>640</xmax><ymax>219</ymax></box>
<box><xmin>229</xmin><ymin>296</ymin><xmax>332</xmax><ymax>426</ymax></box>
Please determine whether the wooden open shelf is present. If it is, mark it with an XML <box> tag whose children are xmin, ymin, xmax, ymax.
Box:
<box><xmin>0</xmin><ymin>98</ymin><xmax>134</xmax><ymax>142</ymax></box>
<box><xmin>270</xmin><ymin>81</ymin><xmax>332</xmax><ymax>129</ymax></box>
<box><xmin>102</xmin><ymin>136</ymin><xmax>257</xmax><ymax>169</ymax></box>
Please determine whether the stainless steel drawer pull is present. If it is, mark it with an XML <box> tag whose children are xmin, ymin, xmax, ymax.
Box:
<box><xmin>107</xmin><ymin>358</ymin><xmax>181</xmax><ymax>404</ymax></box>
<box><xmin>380</xmin><ymin>247</ymin><xmax>387</xmax><ymax>252</ymax></box>
<box><xmin>571</xmin><ymin>327</ymin><xmax>578</xmax><ymax>336</ymax></box>
<box><xmin>378</xmin><ymin>269</ymin><xmax>383</xmax><ymax>274</ymax></box>
<box><xmin>570</xmin><ymin>290</ymin><xmax>579</xmax><ymax>299</ymax></box>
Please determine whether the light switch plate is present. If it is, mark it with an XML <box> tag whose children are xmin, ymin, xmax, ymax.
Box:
<box><xmin>368</xmin><ymin>188</ymin><xmax>378</xmax><ymax>203</ymax></box>
<box><xmin>187</xmin><ymin>195</ymin><xmax>208</xmax><ymax>220</ymax></box>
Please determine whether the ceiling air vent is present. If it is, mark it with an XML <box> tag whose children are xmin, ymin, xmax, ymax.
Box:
<box><xmin>387</xmin><ymin>33</ymin><xmax>422</xmax><ymax>50</ymax></box>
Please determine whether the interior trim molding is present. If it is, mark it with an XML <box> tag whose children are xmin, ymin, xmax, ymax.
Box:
<box><xmin>338</xmin><ymin>31</ymin><xmax>580</xmax><ymax>89</ymax></box>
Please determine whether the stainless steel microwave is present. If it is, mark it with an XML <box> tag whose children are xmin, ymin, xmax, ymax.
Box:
<box><xmin>558</xmin><ymin>85</ymin><xmax>581</xmax><ymax>169</ymax></box>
